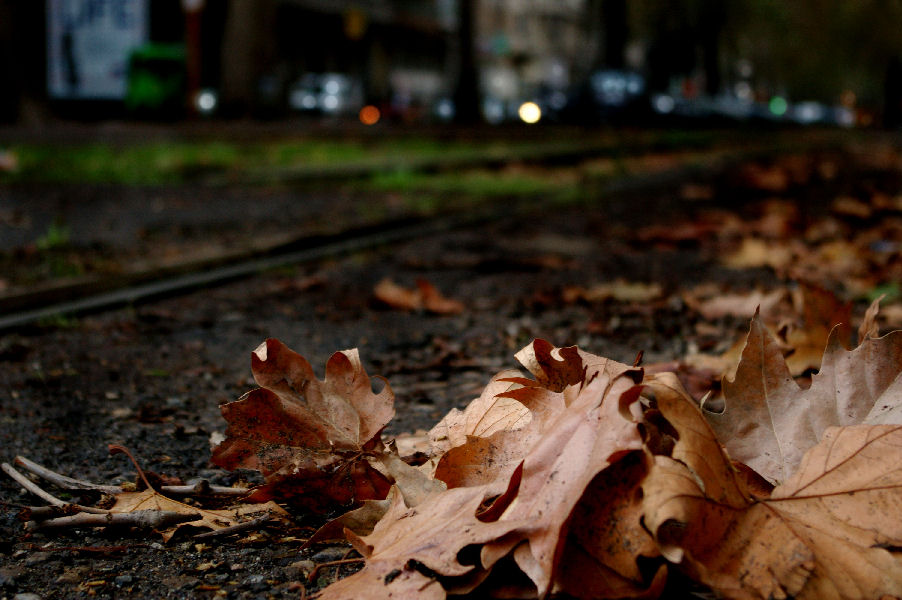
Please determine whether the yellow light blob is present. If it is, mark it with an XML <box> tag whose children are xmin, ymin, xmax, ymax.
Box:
<box><xmin>518</xmin><ymin>101</ymin><xmax>541</xmax><ymax>124</ymax></box>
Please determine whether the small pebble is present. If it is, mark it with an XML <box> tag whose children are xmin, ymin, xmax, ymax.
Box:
<box><xmin>14</xmin><ymin>594</ymin><xmax>43</xmax><ymax>600</ymax></box>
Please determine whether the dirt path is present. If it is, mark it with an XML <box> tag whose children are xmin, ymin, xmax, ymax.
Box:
<box><xmin>2</xmin><ymin>142</ymin><xmax>901</xmax><ymax>598</ymax></box>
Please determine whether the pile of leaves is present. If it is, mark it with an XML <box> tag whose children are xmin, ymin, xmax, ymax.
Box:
<box><xmin>210</xmin><ymin>298</ymin><xmax>902</xmax><ymax>599</ymax></box>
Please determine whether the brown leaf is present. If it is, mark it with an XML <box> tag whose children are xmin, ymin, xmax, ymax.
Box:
<box><xmin>109</xmin><ymin>489</ymin><xmax>287</xmax><ymax>542</ymax></box>
<box><xmin>858</xmin><ymin>294</ymin><xmax>884</xmax><ymax>343</ymax></box>
<box><xmin>781</xmin><ymin>282</ymin><xmax>852</xmax><ymax>375</ymax></box>
<box><xmin>373</xmin><ymin>278</ymin><xmax>464</xmax><ymax>314</ymax></box>
<box><xmin>644</xmin><ymin>387</ymin><xmax>902</xmax><ymax>600</ymax></box>
<box><xmin>428</xmin><ymin>369</ymin><xmax>529</xmax><ymax>458</ymax></box>
<box><xmin>683</xmin><ymin>287</ymin><xmax>787</xmax><ymax>321</ymax></box>
<box><xmin>705</xmin><ymin>313</ymin><xmax>902</xmax><ymax>484</ymax></box>
<box><xmin>318</xmin><ymin>486</ymin><xmax>526</xmax><ymax>599</ymax></box>
<box><xmin>562</xmin><ymin>280</ymin><xmax>663</xmax><ymax>304</ymax></box>
<box><xmin>211</xmin><ymin>339</ymin><xmax>395</xmax><ymax>509</ymax></box>
<box><xmin>478</xmin><ymin>348</ymin><xmax>645</xmax><ymax>597</ymax></box>
<box><xmin>552</xmin><ymin>451</ymin><xmax>667</xmax><ymax>599</ymax></box>
<box><xmin>703</xmin><ymin>313</ymin><xmax>808</xmax><ymax>484</ymax></box>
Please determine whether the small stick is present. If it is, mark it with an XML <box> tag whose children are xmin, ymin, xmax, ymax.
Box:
<box><xmin>21</xmin><ymin>505</ymin><xmax>84</xmax><ymax>521</ymax></box>
<box><xmin>1</xmin><ymin>463</ymin><xmax>107</xmax><ymax>514</ymax></box>
<box><xmin>306</xmin><ymin>558</ymin><xmax>365</xmax><ymax>583</ymax></box>
<box><xmin>14</xmin><ymin>456</ymin><xmax>248</xmax><ymax>497</ymax></box>
<box><xmin>14</xmin><ymin>456</ymin><xmax>120</xmax><ymax>494</ymax></box>
<box><xmin>192</xmin><ymin>514</ymin><xmax>272</xmax><ymax>539</ymax></box>
<box><xmin>27</xmin><ymin>509</ymin><xmax>201</xmax><ymax>531</ymax></box>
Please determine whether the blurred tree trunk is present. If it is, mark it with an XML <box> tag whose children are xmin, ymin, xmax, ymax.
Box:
<box><xmin>453</xmin><ymin>0</ymin><xmax>481</xmax><ymax>124</ymax></box>
<box><xmin>602</xmin><ymin>0</ymin><xmax>627</xmax><ymax>69</ymax></box>
<box><xmin>220</xmin><ymin>0</ymin><xmax>276</xmax><ymax>116</ymax></box>
<box><xmin>0</xmin><ymin>0</ymin><xmax>16</xmax><ymax>122</ymax></box>
<box><xmin>697</xmin><ymin>0</ymin><xmax>725</xmax><ymax>95</ymax></box>
<box><xmin>885</xmin><ymin>57</ymin><xmax>902</xmax><ymax>129</ymax></box>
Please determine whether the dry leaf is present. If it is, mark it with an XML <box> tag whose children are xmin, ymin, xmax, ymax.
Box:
<box><xmin>373</xmin><ymin>278</ymin><xmax>464</xmax><ymax>314</ymax></box>
<box><xmin>552</xmin><ymin>451</ymin><xmax>667</xmax><ymax>599</ymax></box>
<box><xmin>703</xmin><ymin>312</ymin><xmax>809</xmax><ymax>484</ymax></box>
<box><xmin>318</xmin><ymin>486</ymin><xmax>527</xmax><ymax>600</ymax></box>
<box><xmin>211</xmin><ymin>339</ymin><xmax>395</xmax><ymax>509</ymax></box>
<box><xmin>109</xmin><ymin>489</ymin><xmax>287</xmax><ymax>542</ymax></box>
<box><xmin>644</xmin><ymin>382</ymin><xmax>902</xmax><ymax>600</ymax></box>
<box><xmin>705</xmin><ymin>311</ymin><xmax>902</xmax><ymax>484</ymax></box>
<box><xmin>428</xmin><ymin>369</ymin><xmax>529</xmax><ymax>458</ymax></box>
<box><xmin>858</xmin><ymin>294</ymin><xmax>884</xmax><ymax>343</ymax></box>
<box><xmin>781</xmin><ymin>282</ymin><xmax>852</xmax><ymax>375</ymax></box>
<box><xmin>683</xmin><ymin>287</ymin><xmax>787</xmax><ymax>321</ymax></box>
<box><xmin>563</xmin><ymin>280</ymin><xmax>662</xmax><ymax>304</ymax></box>
<box><xmin>722</xmin><ymin>237</ymin><xmax>794</xmax><ymax>270</ymax></box>
<box><xmin>478</xmin><ymin>347</ymin><xmax>645</xmax><ymax>597</ymax></box>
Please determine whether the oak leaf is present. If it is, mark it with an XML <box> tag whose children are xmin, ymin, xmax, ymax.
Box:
<box><xmin>705</xmin><ymin>311</ymin><xmax>902</xmax><ymax>484</ymax></box>
<box><xmin>643</xmin><ymin>375</ymin><xmax>902</xmax><ymax>600</ymax></box>
<box><xmin>211</xmin><ymin>338</ymin><xmax>395</xmax><ymax>509</ymax></box>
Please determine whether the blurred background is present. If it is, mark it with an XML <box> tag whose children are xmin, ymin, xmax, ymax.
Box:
<box><xmin>1</xmin><ymin>0</ymin><xmax>901</xmax><ymax>129</ymax></box>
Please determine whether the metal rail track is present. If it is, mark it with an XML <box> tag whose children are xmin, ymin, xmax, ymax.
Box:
<box><xmin>0</xmin><ymin>136</ymin><xmax>847</xmax><ymax>333</ymax></box>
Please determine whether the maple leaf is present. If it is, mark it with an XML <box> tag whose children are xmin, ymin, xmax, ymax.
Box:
<box><xmin>704</xmin><ymin>310</ymin><xmax>902</xmax><ymax>484</ymax></box>
<box><xmin>317</xmin><ymin>339</ymin><xmax>651</xmax><ymax>599</ymax></box>
<box><xmin>643</xmin><ymin>376</ymin><xmax>902</xmax><ymax>599</ymax></box>
<box><xmin>317</xmin><ymin>485</ymin><xmax>526</xmax><ymax>600</ymax></box>
<box><xmin>477</xmin><ymin>342</ymin><xmax>646</xmax><ymax>597</ymax></box>
<box><xmin>211</xmin><ymin>338</ymin><xmax>395</xmax><ymax>509</ymax></box>
<box><xmin>109</xmin><ymin>488</ymin><xmax>287</xmax><ymax>542</ymax></box>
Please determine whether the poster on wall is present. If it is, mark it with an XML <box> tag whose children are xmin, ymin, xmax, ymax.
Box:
<box><xmin>47</xmin><ymin>0</ymin><xmax>149</xmax><ymax>99</ymax></box>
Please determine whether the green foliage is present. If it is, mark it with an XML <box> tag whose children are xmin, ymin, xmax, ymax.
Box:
<box><xmin>36</xmin><ymin>220</ymin><xmax>70</xmax><ymax>251</ymax></box>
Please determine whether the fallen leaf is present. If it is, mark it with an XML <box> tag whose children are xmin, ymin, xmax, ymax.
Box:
<box><xmin>373</xmin><ymin>278</ymin><xmax>464</xmax><ymax>314</ymax></box>
<box><xmin>683</xmin><ymin>287</ymin><xmax>787</xmax><ymax>321</ymax></box>
<box><xmin>552</xmin><ymin>451</ymin><xmax>667</xmax><ymax>599</ymax></box>
<box><xmin>645</xmin><ymin>385</ymin><xmax>902</xmax><ymax>600</ymax></box>
<box><xmin>211</xmin><ymin>339</ymin><xmax>395</xmax><ymax>509</ymax></box>
<box><xmin>479</xmin><ymin>348</ymin><xmax>645</xmax><ymax>597</ymax></box>
<box><xmin>780</xmin><ymin>282</ymin><xmax>852</xmax><ymax>375</ymax></box>
<box><xmin>703</xmin><ymin>312</ymin><xmax>809</xmax><ymax>484</ymax></box>
<box><xmin>317</xmin><ymin>485</ymin><xmax>526</xmax><ymax>600</ymax></box>
<box><xmin>109</xmin><ymin>488</ymin><xmax>287</xmax><ymax>542</ymax></box>
<box><xmin>706</xmin><ymin>310</ymin><xmax>902</xmax><ymax>485</ymax></box>
<box><xmin>722</xmin><ymin>237</ymin><xmax>794</xmax><ymax>270</ymax></box>
<box><xmin>428</xmin><ymin>369</ymin><xmax>529</xmax><ymax>458</ymax></box>
<box><xmin>562</xmin><ymin>280</ymin><xmax>663</xmax><ymax>304</ymax></box>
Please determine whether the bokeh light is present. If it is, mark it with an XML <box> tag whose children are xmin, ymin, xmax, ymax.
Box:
<box><xmin>359</xmin><ymin>105</ymin><xmax>381</xmax><ymax>125</ymax></box>
<box><xmin>518</xmin><ymin>101</ymin><xmax>541</xmax><ymax>124</ymax></box>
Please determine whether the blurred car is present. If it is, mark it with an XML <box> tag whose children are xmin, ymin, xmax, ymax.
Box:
<box><xmin>288</xmin><ymin>73</ymin><xmax>363</xmax><ymax>116</ymax></box>
<box><xmin>562</xmin><ymin>69</ymin><xmax>648</xmax><ymax>124</ymax></box>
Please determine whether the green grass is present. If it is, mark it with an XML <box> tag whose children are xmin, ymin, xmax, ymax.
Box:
<box><xmin>1</xmin><ymin>138</ymin><xmax>539</xmax><ymax>185</ymax></box>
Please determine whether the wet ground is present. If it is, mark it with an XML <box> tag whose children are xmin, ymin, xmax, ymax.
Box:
<box><xmin>2</xmin><ymin>135</ymin><xmax>901</xmax><ymax>598</ymax></box>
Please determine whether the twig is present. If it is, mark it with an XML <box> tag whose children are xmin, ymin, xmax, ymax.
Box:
<box><xmin>307</xmin><ymin>558</ymin><xmax>365</xmax><ymax>583</ymax></box>
<box><xmin>26</xmin><ymin>509</ymin><xmax>201</xmax><ymax>531</ymax></box>
<box><xmin>14</xmin><ymin>456</ymin><xmax>248</xmax><ymax>497</ymax></box>
<box><xmin>21</xmin><ymin>505</ymin><xmax>85</xmax><ymax>521</ymax></box>
<box><xmin>2</xmin><ymin>463</ymin><xmax>108</xmax><ymax>514</ymax></box>
<box><xmin>14</xmin><ymin>456</ymin><xmax>120</xmax><ymax>494</ymax></box>
<box><xmin>192</xmin><ymin>514</ymin><xmax>272</xmax><ymax>539</ymax></box>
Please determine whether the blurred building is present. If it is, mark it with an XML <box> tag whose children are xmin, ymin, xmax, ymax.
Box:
<box><xmin>0</xmin><ymin>0</ymin><xmax>607</xmax><ymax>123</ymax></box>
<box><xmin>475</xmin><ymin>0</ymin><xmax>591</xmax><ymax>121</ymax></box>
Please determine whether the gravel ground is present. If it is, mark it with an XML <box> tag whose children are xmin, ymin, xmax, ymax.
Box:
<box><xmin>1</xmin><ymin>142</ymin><xmax>899</xmax><ymax>599</ymax></box>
